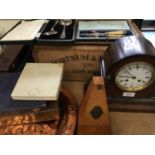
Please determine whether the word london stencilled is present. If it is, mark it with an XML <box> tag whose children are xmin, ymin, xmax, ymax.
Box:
<box><xmin>50</xmin><ymin>54</ymin><xmax>97</xmax><ymax>63</ymax></box>
<box><xmin>33</xmin><ymin>45</ymin><xmax>106</xmax><ymax>81</ymax></box>
<box><xmin>50</xmin><ymin>54</ymin><xmax>100</xmax><ymax>77</ymax></box>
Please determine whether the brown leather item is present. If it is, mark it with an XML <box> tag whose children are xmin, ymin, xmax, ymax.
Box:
<box><xmin>0</xmin><ymin>103</ymin><xmax>60</xmax><ymax>127</ymax></box>
<box><xmin>0</xmin><ymin>86</ymin><xmax>77</xmax><ymax>135</ymax></box>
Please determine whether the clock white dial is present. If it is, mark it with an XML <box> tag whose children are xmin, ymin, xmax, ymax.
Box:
<box><xmin>115</xmin><ymin>62</ymin><xmax>154</xmax><ymax>92</ymax></box>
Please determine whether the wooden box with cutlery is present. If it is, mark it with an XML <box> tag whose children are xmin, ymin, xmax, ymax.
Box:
<box><xmin>0</xmin><ymin>20</ymin><xmax>76</xmax><ymax>44</ymax></box>
<box><xmin>32</xmin><ymin>20</ymin><xmax>138</xmax><ymax>82</ymax></box>
<box><xmin>36</xmin><ymin>20</ymin><xmax>76</xmax><ymax>44</ymax></box>
<box><xmin>0</xmin><ymin>19</ymin><xmax>136</xmax><ymax>45</ymax></box>
<box><xmin>75</xmin><ymin>20</ymin><xmax>135</xmax><ymax>43</ymax></box>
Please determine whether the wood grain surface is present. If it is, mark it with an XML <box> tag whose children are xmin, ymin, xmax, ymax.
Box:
<box><xmin>0</xmin><ymin>45</ymin><xmax>24</xmax><ymax>72</ymax></box>
<box><xmin>11</xmin><ymin>63</ymin><xmax>64</xmax><ymax>101</ymax></box>
<box><xmin>77</xmin><ymin>76</ymin><xmax>111</xmax><ymax>135</ymax></box>
<box><xmin>0</xmin><ymin>20</ymin><xmax>20</xmax><ymax>38</ymax></box>
<box><xmin>33</xmin><ymin>45</ymin><xmax>108</xmax><ymax>81</ymax></box>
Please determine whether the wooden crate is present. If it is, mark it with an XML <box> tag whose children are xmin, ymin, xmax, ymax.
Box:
<box><xmin>33</xmin><ymin>45</ymin><xmax>108</xmax><ymax>81</ymax></box>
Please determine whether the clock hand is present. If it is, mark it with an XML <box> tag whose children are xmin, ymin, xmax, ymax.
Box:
<box><xmin>119</xmin><ymin>76</ymin><xmax>134</xmax><ymax>78</ymax></box>
<box><xmin>124</xmin><ymin>70</ymin><xmax>136</xmax><ymax>78</ymax></box>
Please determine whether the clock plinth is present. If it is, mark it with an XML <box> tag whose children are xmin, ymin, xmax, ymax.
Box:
<box><xmin>108</xmin><ymin>98</ymin><xmax>155</xmax><ymax>112</ymax></box>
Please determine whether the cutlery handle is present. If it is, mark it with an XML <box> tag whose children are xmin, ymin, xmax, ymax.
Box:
<box><xmin>60</xmin><ymin>26</ymin><xmax>66</xmax><ymax>39</ymax></box>
<box><xmin>51</xmin><ymin>20</ymin><xmax>58</xmax><ymax>31</ymax></box>
<box><xmin>106</xmin><ymin>30</ymin><xmax>125</xmax><ymax>36</ymax></box>
<box><xmin>80</xmin><ymin>33</ymin><xmax>124</xmax><ymax>38</ymax></box>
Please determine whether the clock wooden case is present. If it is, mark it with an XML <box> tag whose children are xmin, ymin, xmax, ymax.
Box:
<box><xmin>101</xmin><ymin>35</ymin><xmax>155</xmax><ymax>112</ymax></box>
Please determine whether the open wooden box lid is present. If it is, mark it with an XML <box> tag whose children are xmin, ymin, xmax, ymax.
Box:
<box><xmin>0</xmin><ymin>20</ymin><xmax>21</xmax><ymax>38</ymax></box>
<box><xmin>11</xmin><ymin>63</ymin><xmax>64</xmax><ymax>101</ymax></box>
<box><xmin>0</xmin><ymin>20</ymin><xmax>48</xmax><ymax>44</ymax></box>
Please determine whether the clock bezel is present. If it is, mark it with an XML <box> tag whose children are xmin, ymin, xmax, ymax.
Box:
<box><xmin>115</xmin><ymin>61</ymin><xmax>155</xmax><ymax>92</ymax></box>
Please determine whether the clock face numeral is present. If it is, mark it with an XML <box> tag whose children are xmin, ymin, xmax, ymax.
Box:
<box><xmin>115</xmin><ymin>62</ymin><xmax>154</xmax><ymax>92</ymax></box>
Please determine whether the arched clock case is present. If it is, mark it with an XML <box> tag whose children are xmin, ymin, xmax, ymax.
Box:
<box><xmin>101</xmin><ymin>36</ymin><xmax>155</xmax><ymax>112</ymax></box>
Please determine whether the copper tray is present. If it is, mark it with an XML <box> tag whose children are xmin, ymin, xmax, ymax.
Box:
<box><xmin>0</xmin><ymin>86</ymin><xmax>77</xmax><ymax>135</ymax></box>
